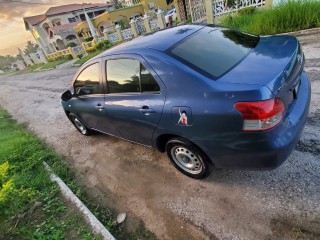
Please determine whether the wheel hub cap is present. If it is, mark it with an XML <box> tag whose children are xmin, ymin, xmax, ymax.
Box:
<box><xmin>74</xmin><ymin>118</ymin><xmax>86</xmax><ymax>134</ymax></box>
<box><xmin>171</xmin><ymin>147</ymin><xmax>202</xmax><ymax>174</ymax></box>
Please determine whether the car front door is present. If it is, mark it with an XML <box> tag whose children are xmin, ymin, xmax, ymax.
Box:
<box><xmin>102</xmin><ymin>54</ymin><xmax>166</xmax><ymax>146</ymax></box>
<box><xmin>70</xmin><ymin>60</ymin><xmax>120</xmax><ymax>136</ymax></box>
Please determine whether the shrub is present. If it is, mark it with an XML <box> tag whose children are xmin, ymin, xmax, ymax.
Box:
<box><xmin>86</xmin><ymin>47</ymin><xmax>96</xmax><ymax>54</ymax></box>
<box><xmin>77</xmin><ymin>53</ymin><xmax>83</xmax><ymax>59</ymax></box>
<box><xmin>95</xmin><ymin>40</ymin><xmax>111</xmax><ymax>50</ymax></box>
<box><xmin>65</xmin><ymin>54</ymin><xmax>73</xmax><ymax>60</ymax></box>
<box><xmin>84</xmin><ymin>36</ymin><xmax>94</xmax><ymax>42</ymax></box>
<box><xmin>65</xmin><ymin>42</ymin><xmax>77</xmax><ymax>48</ymax></box>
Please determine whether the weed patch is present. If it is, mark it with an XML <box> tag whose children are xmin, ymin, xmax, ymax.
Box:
<box><xmin>0</xmin><ymin>107</ymin><xmax>156</xmax><ymax>239</ymax></box>
<box><xmin>220</xmin><ymin>1</ymin><xmax>320</xmax><ymax>35</ymax></box>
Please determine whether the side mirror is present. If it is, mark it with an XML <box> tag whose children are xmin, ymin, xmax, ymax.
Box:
<box><xmin>61</xmin><ymin>90</ymin><xmax>73</xmax><ymax>101</ymax></box>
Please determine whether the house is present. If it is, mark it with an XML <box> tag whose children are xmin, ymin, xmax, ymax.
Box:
<box><xmin>74</xmin><ymin>0</ymin><xmax>171</xmax><ymax>40</ymax></box>
<box><xmin>23</xmin><ymin>3</ymin><xmax>114</xmax><ymax>54</ymax></box>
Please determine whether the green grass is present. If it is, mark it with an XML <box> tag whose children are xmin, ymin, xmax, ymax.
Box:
<box><xmin>0</xmin><ymin>107</ymin><xmax>156</xmax><ymax>240</ymax></box>
<box><xmin>0</xmin><ymin>108</ymin><xmax>100</xmax><ymax>240</ymax></box>
<box><xmin>27</xmin><ymin>63</ymin><xmax>44</xmax><ymax>73</ymax></box>
<box><xmin>0</xmin><ymin>69</ymin><xmax>21</xmax><ymax>77</ymax></box>
<box><xmin>220</xmin><ymin>0</ymin><xmax>320</xmax><ymax>35</ymax></box>
<box><xmin>39</xmin><ymin>58</ymin><xmax>70</xmax><ymax>70</ymax></box>
<box><xmin>74</xmin><ymin>50</ymin><xmax>103</xmax><ymax>66</ymax></box>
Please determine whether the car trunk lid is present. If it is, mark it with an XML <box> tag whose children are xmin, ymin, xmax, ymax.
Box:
<box><xmin>219</xmin><ymin>35</ymin><xmax>304</xmax><ymax>110</ymax></box>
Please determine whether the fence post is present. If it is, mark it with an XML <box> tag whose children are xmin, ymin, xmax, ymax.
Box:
<box><xmin>82</xmin><ymin>42</ymin><xmax>88</xmax><ymax>53</ymax></box>
<box><xmin>205</xmin><ymin>0</ymin><xmax>214</xmax><ymax>24</ymax></box>
<box><xmin>68</xmin><ymin>47</ymin><xmax>77</xmax><ymax>59</ymax></box>
<box><xmin>173</xmin><ymin>0</ymin><xmax>182</xmax><ymax>22</ymax></box>
<box><xmin>143</xmin><ymin>13</ymin><xmax>151</xmax><ymax>33</ymax></box>
<box><xmin>157</xmin><ymin>9</ymin><xmax>166</xmax><ymax>29</ymax></box>
<box><xmin>130</xmin><ymin>19</ymin><xmax>138</xmax><ymax>37</ymax></box>
<box><xmin>115</xmin><ymin>25</ymin><xmax>123</xmax><ymax>42</ymax></box>
<box><xmin>103</xmin><ymin>29</ymin><xmax>110</xmax><ymax>42</ymax></box>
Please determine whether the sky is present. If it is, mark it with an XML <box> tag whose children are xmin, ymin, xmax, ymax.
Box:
<box><xmin>0</xmin><ymin>0</ymin><xmax>107</xmax><ymax>56</ymax></box>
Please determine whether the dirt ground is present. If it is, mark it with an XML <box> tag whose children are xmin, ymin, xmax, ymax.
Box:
<box><xmin>0</xmin><ymin>31</ymin><xmax>319</xmax><ymax>240</ymax></box>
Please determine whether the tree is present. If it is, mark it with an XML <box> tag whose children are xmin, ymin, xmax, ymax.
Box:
<box><xmin>15</xmin><ymin>54</ymin><xmax>23</xmax><ymax>61</ymax></box>
<box><xmin>0</xmin><ymin>55</ymin><xmax>15</xmax><ymax>71</ymax></box>
<box><xmin>23</xmin><ymin>41</ymin><xmax>39</xmax><ymax>55</ymax></box>
<box><xmin>110</xmin><ymin>0</ymin><xmax>122</xmax><ymax>9</ymax></box>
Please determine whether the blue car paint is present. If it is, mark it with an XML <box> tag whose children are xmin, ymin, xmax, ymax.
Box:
<box><xmin>62</xmin><ymin>25</ymin><xmax>311</xmax><ymax>169</ymax></box>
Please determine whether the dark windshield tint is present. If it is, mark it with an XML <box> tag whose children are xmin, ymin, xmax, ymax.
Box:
<box><xmin>170</xmin><ymin>27</ymin><xmax>259</xmax><ymax>78</ymax></box>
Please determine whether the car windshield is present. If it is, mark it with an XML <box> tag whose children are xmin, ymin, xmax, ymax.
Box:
<box><xmin>169</xmin><ymin>27</ymin><xmax>260</xmax><ymax>79</ymax></box>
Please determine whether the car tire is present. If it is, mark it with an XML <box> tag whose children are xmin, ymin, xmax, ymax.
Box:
<box><xmin>69</xmin><ymin>114</ymin><xmax>92</xmax><ymax>136</ymax></box>
<box><xmin>165</xmin><ymin>137</ymin><xmax>211</xmax><ymax>179</ymax></box>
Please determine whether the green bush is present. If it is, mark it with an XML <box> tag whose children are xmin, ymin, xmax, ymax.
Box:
<box><xmin>220</xmin><ymin>0</ymin><xmax>320</xmax><ymax>35</ymax></box>
<box><xmin>77</xmin><ymin>53</ymin><xmax>83</xmax><ymax>59</ymax></box>
<box><xmin>47</xmin><ymin>55</ymin><xmax>67</xmax><ymax>62</ymax></box>
<box><xmin>84</xmin><ymin>36</ymin><xmax>94</xmax><ymax>42</ymax></box>
<box><xmin>65</xmin><ymin>54</ymin><xmax>73</xmax><ymax>60</ymax></box>
<box><xmin>95</xmin><ymin>40</ymin><xmax>111</xmax><ymax>50</ymax></box>
<box><xmin>86</xmin><ymin>47</ymin><xmax>96</xmax><ymax>54</ymax></box>
<box><xmin>65</xmin><ymin>42</ymin><xmax>77</xmax><ymax>48</ymax></box>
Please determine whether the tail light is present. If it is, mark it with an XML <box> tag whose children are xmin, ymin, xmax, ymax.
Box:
<box><xmin>235</xmin><ymin>98</ymin><xmax>285</xmax><ymax>132</ymax></box>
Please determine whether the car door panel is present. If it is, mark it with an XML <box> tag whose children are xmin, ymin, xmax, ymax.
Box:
<box><xmin>102</xmin><ymin>54</ymin><xmax>166</xmax><ymax>146</ymax></box>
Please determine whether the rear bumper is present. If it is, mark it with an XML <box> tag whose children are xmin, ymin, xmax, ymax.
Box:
<box><xmin>193</xmin><ymin>71</ymin><xmax>311</xmax><ymax>169</ymax></box>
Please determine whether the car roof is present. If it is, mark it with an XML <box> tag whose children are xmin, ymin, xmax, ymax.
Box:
<box><xmin>91</xmin><ymin>24</ymin><xmax>211</xmax><ymax>60</ymax></box>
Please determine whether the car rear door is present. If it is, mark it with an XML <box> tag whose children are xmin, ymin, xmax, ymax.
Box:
<box><xmin>102</xmin><ymin>54</ymin><xmax>166</xmax><ymax>146</ymax></box>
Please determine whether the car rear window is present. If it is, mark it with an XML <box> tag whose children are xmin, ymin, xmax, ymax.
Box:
<box><xmin>170</xmin><ymin>27</ymin><xmax>259</xmax><ymax>79</ymax></box>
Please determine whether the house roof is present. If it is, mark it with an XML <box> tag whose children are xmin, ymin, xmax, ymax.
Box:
<box><xmin>23</xmin><ymin>3</ymin><xmax>111</xmax><ymax>30</ymax></box>
<box><xmin>44</xmin><ymin>3</ymin><xmax>107</xmax><ymax>16</ymax></box>
<box><xmin>23</xmin><ymin>14</ymin><xmax>46</xmax><ymax>26</ymax></box>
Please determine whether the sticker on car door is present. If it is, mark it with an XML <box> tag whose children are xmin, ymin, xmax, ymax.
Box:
<box><xmin>171</xmin><ymin>107</ymin><xmax>193</xmax><ymax>126</ymax></box>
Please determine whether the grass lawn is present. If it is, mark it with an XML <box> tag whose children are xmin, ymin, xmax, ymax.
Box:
<box><xmin>39</xmin><ymin>58</ymin><xmax>71</xmax><ymax>70</ymax></box>
<box><xmin>220</xmin><ymin>1</ymin><xmax>320</xmax><ymax>35</ymax></box>
<box><xmin>0</xmin><ymin>107</ymin><xmax>156</xmax><ymax>240</ymax></box>
<box><xmin>74</xmin><ymin>51</ymin><xmax>103</xmax><ymax>66</ymax></box>
<box><xmin>0</xmin><ymin>108</ymin><xmax>100</xmax><ymax>240</ymax></box>
<box><xmin>27</xmin><ymin>63</ymin><xmax>44</xmax><ymax>73</ymax></box>
<box><xmin>0</xmin><ymin>69</ymin><xmax>19</xmax><ymax>77</ymax></box>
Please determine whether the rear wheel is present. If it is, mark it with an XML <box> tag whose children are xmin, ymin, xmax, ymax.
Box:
<box><xmin>165</xmin><ymin>138</ymin><xmax>211</xmax><ymax>179</ymax></box>
<box><xmin>69</xmin><ymin>114</ymin><xmax>92</xmax><ymax>136</ymax></box>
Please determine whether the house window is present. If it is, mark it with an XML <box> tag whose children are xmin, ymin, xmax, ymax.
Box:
<box><xmin>68</xmin><ymin>17</ymin><xmax>77</xmax><ymax>23</ymax></box>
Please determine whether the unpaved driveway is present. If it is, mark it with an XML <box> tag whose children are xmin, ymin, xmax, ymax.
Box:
<box><xmin>1</xmin><ymin>32</ymin><xmax>319</xmax><ymax>240</ymax></box>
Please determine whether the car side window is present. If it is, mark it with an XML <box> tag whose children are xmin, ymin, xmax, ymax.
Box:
<box><xmin>141</xmin><ymin>64</ymin><xmax>160</xmax><ymax>92</ymax></box>
<box><xmin>107</xmin><ymin>59</ymin><xmax>140</xmax><ymax>93</ymax></box>
<box><xmin>106</xmin><ymin>59</ymin><xmax>160</xmax><ymax>94</ymax></box>
<box><xmin>74</xmin><ymin>63</ymin><xmax>100</xmax><ymax>96</ymax></box>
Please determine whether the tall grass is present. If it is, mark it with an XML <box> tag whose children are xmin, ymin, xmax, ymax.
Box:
<box><xmin>220</xmin><ymin>0</ymin><xmax>320</xmax><ymax>35</ymax></box>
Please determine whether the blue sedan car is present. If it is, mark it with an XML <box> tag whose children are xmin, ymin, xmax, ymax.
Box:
<box><xmin>61</xmin><ymin>25</ymin><xmax>311</xmax><ymax>179</ymax></box>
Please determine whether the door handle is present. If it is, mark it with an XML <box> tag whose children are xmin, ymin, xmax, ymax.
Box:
<box><xmin>139</xmin><ymin>106</ymin><xmax>156</xmax><ymax>115</ymax></box>
<box><xmin>95</xmin><ymin>104</ymin><xmax>104</xmax><ymax>111</ymax></box>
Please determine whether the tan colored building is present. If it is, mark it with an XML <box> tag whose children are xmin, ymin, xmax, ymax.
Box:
<box><xmin>23</xmin><ymin>3</ymin><xmax>114</xmax><ymax>54</ymax></box>
<box><xmin>74</xmin><ymin>0</ymin><xmax>171</xmax><ymax>38</ymax></box>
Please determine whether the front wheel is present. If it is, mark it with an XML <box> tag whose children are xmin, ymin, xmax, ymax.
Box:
<box><xmin>165</xmin><ymin>138</ymin><xmax>211</xmax><ymax>179</ymax></box>
<box><xmin>69</xmin><ymin>114</ymin><xmax>92</xmax><ymax>136</ymax></box>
